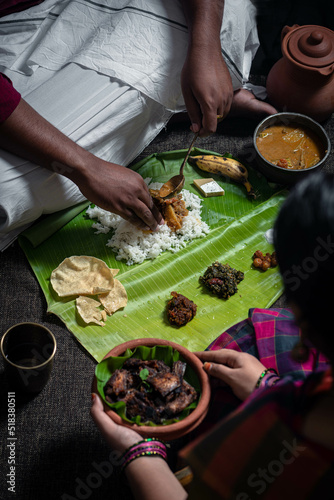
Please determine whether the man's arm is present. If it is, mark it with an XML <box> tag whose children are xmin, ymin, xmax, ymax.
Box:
<box><xmin>180</xmin><ymin>0</ymin><xmax>233</xmax><ymax>136</ymax></box>
<box><xmin>0</xmin><ymin>98</ymin><xmax>163</xmax><ymax>231</ymax></box>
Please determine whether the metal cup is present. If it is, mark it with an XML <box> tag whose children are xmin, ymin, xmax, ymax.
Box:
<box><xmin>0</xmin><ymin>322</ymin><xmax>57</xmax><ymax>393</ymax></box>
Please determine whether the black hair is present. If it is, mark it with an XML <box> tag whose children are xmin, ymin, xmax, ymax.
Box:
<box><xmin>273</xmin><ymin>171</ymin><xmax>334</xmax><ymax>358</ymax></box>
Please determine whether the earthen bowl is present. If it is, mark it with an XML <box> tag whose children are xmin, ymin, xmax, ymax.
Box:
<box><xmin>253</xmin><ymin>112</ymin><xmax>331</xmax><ymax>185</ymax></box>
<box><xmin>92</xmin><ymin>338</ymin><xmax>211</xmax><ymax>441</ymax></box>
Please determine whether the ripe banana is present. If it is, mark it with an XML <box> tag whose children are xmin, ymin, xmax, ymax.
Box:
<box><xmin>189</xmin><ymin>155</ymin><xmax>256</xmax><ymax>199</ymax></box>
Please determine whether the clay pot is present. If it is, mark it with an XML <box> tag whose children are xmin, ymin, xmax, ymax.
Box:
<box><xmin>92</xmin><ymin>338</ymin><xmax>211</xmax><ymax>441</ymax></box>
<box><xmin>266</xmin><ymin>25</ymin><xmax>334</xmax><ymax>122</ymax></box>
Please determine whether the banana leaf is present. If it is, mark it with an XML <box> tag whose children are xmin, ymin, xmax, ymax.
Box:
<box><xmin>95</xmin><ymin>345</ymin><xmax>200</xmax><ymax>426</ymax></box>
<box><xmin>19</xmin><ymin>148</ymin><xmax>287</xmax><ymax>362</ymax></box>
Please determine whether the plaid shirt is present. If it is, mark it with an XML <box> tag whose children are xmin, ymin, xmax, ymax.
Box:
<box><xmin>181</xmin><ymin>308</ymin><xmax>333</xmax><ymax>499</ymax></box>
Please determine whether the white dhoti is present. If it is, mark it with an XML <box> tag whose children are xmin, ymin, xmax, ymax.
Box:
<box><xmin>0</xmin><ymin>0</ymin><xmax>260</xmax><ymax>250</ymax></box>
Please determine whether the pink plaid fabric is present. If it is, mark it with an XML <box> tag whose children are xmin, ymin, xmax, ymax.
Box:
<box><xmin>190</xmin><ymin>308</ymin><xmax>330</xmax><ymax>436</ymax></box>
<box><xmin>208</xmin><ymin>308</ymin><xmax>329</xmax><ymax>378</ymax></box>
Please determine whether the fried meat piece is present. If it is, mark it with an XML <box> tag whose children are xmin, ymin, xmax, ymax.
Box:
<box><xmin>147</xmin><ymin>371</ymin><xmax>181</xmax><ymax>397</ymax></box>
<box><xmin>165</xmin><ymin>380</ymin><xmax>198</xmax><ymax>417</ymax></box>
<box><xmin>149</xmin><ymin>190</ymin><xmax>188</xmax><ymax>232</ymax></box>
<box><xmin>123</xmin><ymin>358</ymin><xmax>170</xmax><ymax>376</ymax></box>
<box><xmin>122</xmin><ymin>389</ymin><xmax>161</xmax><ymax>424</ymax></box>
<box><xmin>145</xmin><ymin>359</ymin><xmax>171</xmax><ymax>373</ymax></box>
<box><xmin>104</xmin><ymin>369</ymin><xmax>133</xmax><ymax>402</ymax></box>
<box><xmin>104</xmin><ymin>356</ymin><xmax>198</xmax><ymax>424</ymax></box>
<box><xmin>173</xmin><ymin>360</ymin><xmax>186</xmax><ymax>380</ymax></box>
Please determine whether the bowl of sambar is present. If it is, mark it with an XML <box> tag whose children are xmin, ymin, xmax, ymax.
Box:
<box><xmin>253</xmin><ymin>112</ymin><xmax>331</xmax><ymax>184</ymax></box>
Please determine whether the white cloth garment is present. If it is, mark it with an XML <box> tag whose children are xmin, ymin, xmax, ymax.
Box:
<box><xmin>0</xmin><ymin>0</ymin><xmax>260</xmax><ymax>250</ymax></box>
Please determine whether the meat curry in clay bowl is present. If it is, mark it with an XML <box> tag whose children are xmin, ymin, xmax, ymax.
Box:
<box><xmin>92</xmin><ymin>338</ymin><xmax>211</xmax><ymax>441</ymax></box>
<box><xmin>253</xmin><ymin>112</ymin><xmax>330</xmax><ymax>184</ymax></box>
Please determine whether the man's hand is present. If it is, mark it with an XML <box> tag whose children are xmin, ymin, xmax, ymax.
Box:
<box><xmin>180</xmin><ymin>0</ymin><xmax>233</xmax><ymax>136</ymax></box>
<box><xmin>195</xmin><ymin>349</ymin><xmax>266</xmax><ymax>400</ymax></box>
<box><xmin>181</xmin><ymin>45</ymin><xmax>233</xmax><ymax>136</ymax></box>
<box><xmin>0</xmin><ymin>99</ymin><xmax>163</xmax><ymax>231</ymax></box>
<box><xmin>71</xmin><ymin>157</ymin><xmax>163</xmax><ymax>231</ymax></box>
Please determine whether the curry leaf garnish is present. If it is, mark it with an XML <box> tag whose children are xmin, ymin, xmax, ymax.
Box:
<box><xmin>139</xmin><ymin>368</ymin><xmax>149</xmax><ymax>381</ymax></box>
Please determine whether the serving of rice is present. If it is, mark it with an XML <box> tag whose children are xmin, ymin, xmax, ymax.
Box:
<box><xmin>86</xmin><ymin>183</ymin><xmax>210</xmax><ymax>265</ymax></box>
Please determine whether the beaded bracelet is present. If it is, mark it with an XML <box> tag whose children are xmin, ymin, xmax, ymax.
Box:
<box><xmin>255</xmin><ymin>368</ymin><xmax>278</xmax><ymax>388</ymax></box>
<box><xmin>123</xmin><ymin>445</ymin><xmax>167</xmax><ymax>465</ymax></box>
<box><xmin>122</xmin><ymin>438</ymin><xmax>167</xmax><ymax>458</ymax></box>
<box><xmin>121</xmin><ymin>438</ymin><xmax>168</xmax><ymax>472</ymax></box>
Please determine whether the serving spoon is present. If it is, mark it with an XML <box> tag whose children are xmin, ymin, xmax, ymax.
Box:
<box><xmin>158</xmin><ymin>131</ymin><xmax>199</xmax><ymax>198</ymax></box>
<box><xmin>158</xmin><ymin>115</ymin><xmax>224</xmax><ymax>198</ymax></box>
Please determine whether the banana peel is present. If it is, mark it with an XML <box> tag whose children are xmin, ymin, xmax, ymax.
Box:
<box><xmin>188</xmin><ymin>155</ymin><xmax>256</xmax><ymax>199</ymax></box>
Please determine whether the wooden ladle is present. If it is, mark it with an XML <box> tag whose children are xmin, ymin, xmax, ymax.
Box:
<box><xmin>158</xmin><ymin>115</ymin><xmax>224</xmax><ymax>198</ymax></box>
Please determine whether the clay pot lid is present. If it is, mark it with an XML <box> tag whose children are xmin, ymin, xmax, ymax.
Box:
<box><xmin>285</xmin><ymin>25</ymin><xmax>334</xmax><ymax>68</ymax></box>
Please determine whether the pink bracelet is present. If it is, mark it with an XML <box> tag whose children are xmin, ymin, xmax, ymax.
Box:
<box><xmin>124</xmin><ymin>446</ymin><xmax>167</xmax><ymax>460</ymax></box>
<box><xmin>122</xmin><ymin>440</ymin><xmax>167</xmax><ymax>461</ymax></box>
<box><xmin>121</xmin><ymin>438</ymin><xmax>168</xmax><ymax>472</ymax></box>
<box><xmin>125</xmin><ymin>448</ymin><xmax>167</xmax><ymax>463</ymax></box>
<box><xmin>123</xmin><ymin>440</ymin><xmax>166</xmax><ymax>458</ymax></box>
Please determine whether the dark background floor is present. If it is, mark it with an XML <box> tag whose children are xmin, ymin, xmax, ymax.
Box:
<box><xmin>1</xmin><ymin>5</ymin><xmax>334</xmax><ymax>499</ymax></box>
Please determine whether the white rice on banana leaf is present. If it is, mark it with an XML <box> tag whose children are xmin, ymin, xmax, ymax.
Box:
<box><xmin>86</xmin><ymin>183</ymin><xmax>209</xmax><ymax>265</ymax></box>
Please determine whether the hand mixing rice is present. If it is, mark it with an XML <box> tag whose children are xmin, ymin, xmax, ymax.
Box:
<box><xmin>86</xmin><ymin>183</ymin><xmax>210</xmax><ymax>265</ymax></box>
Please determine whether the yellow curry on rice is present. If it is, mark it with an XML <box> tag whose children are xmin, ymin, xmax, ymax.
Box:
<box><xmin>150</xmin><ymin>189</ymin><xmax>188</xmax><ymax>231</ymax></box>
<box><xmin>256</xmin><ymin>124</ymin><xmax>325</xmax><ymax>170</ymax></box>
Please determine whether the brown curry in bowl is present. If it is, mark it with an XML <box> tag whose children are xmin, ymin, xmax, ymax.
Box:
<box><xmin>256</xmin><ymin>124</ymin><xmax>326</xmax><ymax>170</ymax></box>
